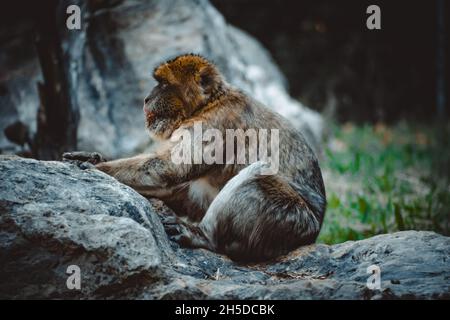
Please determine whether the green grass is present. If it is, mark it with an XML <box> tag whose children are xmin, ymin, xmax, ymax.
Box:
<box><xmin>318</xmin><ymin>122</ymin><xmax>450</xmax><ymax>244</ymax></box>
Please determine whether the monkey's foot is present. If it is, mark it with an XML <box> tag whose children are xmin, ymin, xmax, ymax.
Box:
<box><xmin>161</xmin><ymin>216</ymin><xmax>212</xmax><ymax>250</ymax></box>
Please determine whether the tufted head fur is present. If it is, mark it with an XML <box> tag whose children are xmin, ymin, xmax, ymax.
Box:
<box><xmin>143</xmin><ymin>54</ymin><xmax>225</xmax><ymax>139</ymax></box>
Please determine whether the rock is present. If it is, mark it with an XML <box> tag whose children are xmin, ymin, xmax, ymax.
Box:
<box><xmin>0</xmin><ymin>155</ymin><xmax>172</xmax><ymax>298</ymax></box>
<box><xmin>0</xmin><ymin>0</ymin><xmax>323</xmax><ymax>158</ymax></box>
<box><xmin>1</xmin><ymin>156</ymin><xmax>449</xmax><ymax>299</ymax></box>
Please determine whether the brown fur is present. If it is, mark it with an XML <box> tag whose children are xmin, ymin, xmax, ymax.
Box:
<box><xmin>65</xmin><ymin>54</ymin><xmax>326</xmax><ymax>262</ymax></box>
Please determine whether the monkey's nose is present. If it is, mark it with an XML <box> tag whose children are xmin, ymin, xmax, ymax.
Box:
<box><xmin>144</xmin><ymin>96</ymin><xmax>150</xmax><ymax>104</ymax></box>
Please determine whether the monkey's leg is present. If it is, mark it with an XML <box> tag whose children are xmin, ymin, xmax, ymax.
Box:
<box><xmin>165</xmin><ymin>162</ymin><xmax>266</xmax><ymax>252</ymax></box>
<box><xmin>194</xmin><ymin>161</ymin><xmax>322</xmax><ymax>262</ymax></box>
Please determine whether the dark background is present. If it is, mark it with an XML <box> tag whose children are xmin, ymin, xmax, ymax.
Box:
<box><xmin>1</xmin><ymin>0</ymin><xmax>448</xmax><ymax>123</ymax></box>
<box><xmin>212</xmin><ymin>0</ymin><xmax>449</xmax><ymax>123</ymax></box>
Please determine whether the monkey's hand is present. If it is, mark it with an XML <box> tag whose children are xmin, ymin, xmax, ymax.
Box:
<box><xmin>62</xmin><ymin>151</ymin><xmax>107</xmax><ymax>170</ymax></box>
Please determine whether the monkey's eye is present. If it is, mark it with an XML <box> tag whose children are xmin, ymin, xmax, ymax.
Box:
<box><xmin>154</xmin><ymin>74</ymin><xmax>169</xmax><ymax>87</ymax></box>
<box><xmin>159</xmin><ymin>80</ymin><xmax>169</xmax><ymax>89</ymax></box>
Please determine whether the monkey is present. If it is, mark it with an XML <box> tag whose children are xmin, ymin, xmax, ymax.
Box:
<box><xmin>63</xmin><ymin>54</ymin><xmax>326</xmax><ymax>263</ymax></box>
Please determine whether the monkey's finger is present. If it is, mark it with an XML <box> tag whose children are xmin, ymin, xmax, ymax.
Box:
<box><xmin>163</xmin><ymin>223</ymin><xmax>183</xmax><ymax>236</ymax></box>
<box><xmin>89</xmin><ymin>152</ymin><xmax>106</xmax><ymax>164</ymax></box>
<box><xmin>159</xmin><ymin>214</ymin><xmax>178</xmax><ymax>225</ymax></box>
<box><xmin>62</xmin><ymin>159</ymin><xmax>94</xmax><ymax>171</ymax></box>
<box><xmin>79</xmin><ymin>161</ymin><xmax>95</xmax><ymax>170</ymax></box>
<box><xmin>62</xmin><ymin>159</ymin><xmax>83</xmax><ymax>166</ymax></box>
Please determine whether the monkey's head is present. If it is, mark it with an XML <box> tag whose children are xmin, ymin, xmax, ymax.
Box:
<box><xmin>144</xmin><ymin>54</ymin><xmax>224</xmax><ymax>139</ymax></box>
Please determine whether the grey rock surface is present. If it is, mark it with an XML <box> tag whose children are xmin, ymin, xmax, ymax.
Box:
<box><xmin>1</xmin><ymin>156</ymin><xmax>449</xmax><ymax>299</ymax></box>
<box><xmin>0</xmin><ymin>0</ymin><xmax>323</xmax><ymax>159</ymax></box>
<box><xmin>0</xmin><ymin>155</ymin><xmax>171</xmax><ymax>298</ymax></box>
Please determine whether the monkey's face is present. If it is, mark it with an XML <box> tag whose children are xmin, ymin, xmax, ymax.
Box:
<box><xmin>144</xmin><ymin>54</ymin><xmax>222</xmax><ymax>139</ymax></box>
<box><xmin>143</xmin><ymin>78</ymin><xmax>187</xmax><ymax>139</ymax></box>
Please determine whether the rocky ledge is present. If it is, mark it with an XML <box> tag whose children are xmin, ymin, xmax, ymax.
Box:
<box><xmin>0</xmin><ymin>156</ymin><xmax>449</xmax><ymax>299</ymax></box>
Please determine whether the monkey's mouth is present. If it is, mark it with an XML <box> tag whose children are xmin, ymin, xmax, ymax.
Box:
<box><xmin>145</xmin><ymin>110</ymin><xmax>157</xmax><ymax>126</ymax></box>
<box><xmin>144</xmin><ymin>106</ymin><xmax>181</xmax><ymax>139</ymax></box>
<box><xmin>145</xmin><ymin>110</ymin><xmax>167</xmax><ymax>133</ymax></box>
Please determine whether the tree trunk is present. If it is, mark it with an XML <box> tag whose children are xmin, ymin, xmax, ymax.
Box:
<box><xmin>436</xmin><ymin>0</ymin><xmax>446</xmax><ymax>118</ymax></box>
<box><xmin>32</xmin><ymin>0</ymin><xmax>83</xmax><ymax>160</ymax></box>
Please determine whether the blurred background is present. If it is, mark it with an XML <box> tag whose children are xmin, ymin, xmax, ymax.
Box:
<box><xmin>212</xmin><ymin>0</ymin><xmax>450</xmax><ymax>242</ymax></box>
<box><xmin>213</xmin><ymin>0</ymin><xmax>446</xmax><ymax>123</ymax></box>
<box><xmin>0</xmin><ymin>0</ymin><xmax>448</xmax><ymax>243</ymax></box>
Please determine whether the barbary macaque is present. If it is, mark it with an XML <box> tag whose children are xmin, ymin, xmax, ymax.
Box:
<box><xmin>63</xmin><ymin>54</ymin><xmax>326</xmax><ymax>262</ymax></box>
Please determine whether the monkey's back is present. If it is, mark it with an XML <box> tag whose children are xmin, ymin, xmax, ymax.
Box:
<box><xmin>197</xmin><ymin>88</ymin><xmax>326</xmax><ymax>225</ymax></box>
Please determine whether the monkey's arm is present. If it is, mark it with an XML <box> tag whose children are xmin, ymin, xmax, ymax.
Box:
<box><xmin>95</xmin><ymin>154</ymin><xmax>157</xmax><ymax>187</ymax></box>
<box><xmin>93</xmin><ymin>151</ymin><xmax>207</xmax><ymax>197</ymax></box>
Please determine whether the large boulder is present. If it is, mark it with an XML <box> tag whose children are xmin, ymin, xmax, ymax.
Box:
<box><xmin>0</xmin><ymin>155</ymin><xmax>172</xmax><ymax>299</ymax></box>
<box><xmin>0</xmin><ymin>0</ymin><xmax>323</xmax><ymax>159</ymax></box>
<box><xmin>1</xmin><ymin>156</ymin><xmax>449</xmax><ymax>299</ymax></box>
